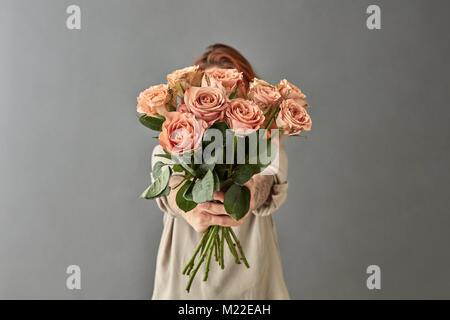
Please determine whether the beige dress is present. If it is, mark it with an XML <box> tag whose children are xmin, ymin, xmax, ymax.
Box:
<box><xmin>151</xmin><ymin>143</ymin><xmax>290</xmax><ymax>299</ymax></box>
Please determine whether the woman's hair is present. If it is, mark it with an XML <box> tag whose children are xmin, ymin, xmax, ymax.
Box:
<box><xmin>194</xmin><ymin>44</ymin><xmax>256</xmax><ymax>90</ymax></box>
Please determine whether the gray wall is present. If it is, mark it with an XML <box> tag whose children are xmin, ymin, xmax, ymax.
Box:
<box><xmin>1</xmin><ymin>0</ymin><xmax>449</xmax><ymax>299</ymax></box>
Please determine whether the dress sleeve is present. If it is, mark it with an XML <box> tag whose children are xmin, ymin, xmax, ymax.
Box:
<box><xmin>252</xmin><ymin>138</ymin><xmax>289</xmax><ymax>217</ymax></box>
<box><xmin>151</xmin><ymin>145</ymin><xmax>184</xmax><ymax>218</ymax></box>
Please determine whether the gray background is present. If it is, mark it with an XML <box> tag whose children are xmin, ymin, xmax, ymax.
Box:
<box><xmin>1</xmin><ymin>0</ymin><xmax>449</xmax><ymax>299</ymax></box>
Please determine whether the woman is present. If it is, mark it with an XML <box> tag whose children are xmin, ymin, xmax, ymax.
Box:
<box><xmin>151</xmin><ymin>44</ymin><xmax>290</xmax><ymax>299</ymax></box>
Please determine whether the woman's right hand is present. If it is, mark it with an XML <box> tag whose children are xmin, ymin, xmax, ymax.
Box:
<box><xmin>184</xmin><ymin>195</ymin><xmax>243</xmax><ymax>232</ymax></box>
<box><xmin>167</xmin><ymin>176</ymin><xmax>242</xmax><ymax>233</ymax></box>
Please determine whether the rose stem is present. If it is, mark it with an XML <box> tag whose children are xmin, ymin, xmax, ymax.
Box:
<box><xmin>186</xmin><ymin>263</ymin><xmax>193</xmax><ymax>276</ymax></box>
<box><xmin>264</xmin><ymin>106</ymin><xmax>280</xmax><ymax>130</ymax></box>
<box><xmin>224</xmin><ymin>227</ymin><xmax>240</xmax><ymax>264</ymax></box>
<box><xmin>203</xmin><ymin>242</ymin><xmax>215</xmax><ymax>281</ymax></box>
<box><xmin>182</xmin><ymin>227</ymin><xmax>210</xmax><ymax>275</ymax></box>
<box><xmin>171</xmin><ymin>175</ymin><xmax>190</xmax><ymax>190</ymax></box>
<box><xmin>215</xmin><ymin>232</ymin><xmax>221</xmax><ymax>262</ymax></box>
<box><xmin>201</xmin><ymin>226</ymin><xmax>217</xmax><ymax>256</ymax></box>
<box><xmin>229</xmin><ymin>227</ymin><xmax>250</xmax><ymax>268</ymax></box>
<box><xmin>216</xmin><ymin>232</ymin><xmax>221</xmax><ymax>263</ymax></box>
<box><xmin>214</xmin><ymin>233</ymin><xmax>219</xmax><ymax>262</ymax></box>
<box><xmin>186</xmin><ymin>226</ymin><xmax>219</xmax><ymax>292</ymax></box>
<box><xmin>201</xmin><ymin>232</ymin><xmax>206</xmax><ymax>253</ymax></box>
<box><xmin>220</xmin><ymin>227</ymin><xmax>225</xmax><ymax>269</ymax></box>
<box><xmin>215</xmin><ymin>233</ymin><xmax>220</xmax><ymax>264</ymax></box>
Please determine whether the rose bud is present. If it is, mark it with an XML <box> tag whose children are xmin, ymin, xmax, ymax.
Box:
<box><xmin>183</xmin><ymin>86</ymin><xmax>228</xmax><ymax>126</ymax></box>
<box><xmin>167</xmin><ymin>65</ymin><xmax>203</xmax><ymax>97</ymax></box>
<box><xmin>276</xmin><ymin>79</ymin><xmax>307</xmax><ymax>104</ymax></box>
<box><xmin>225</xmin><ymin>98</ymin><xmax>265</xmax><ymax>135</ymax></box>
<box><xmin>276</xmin><ymin>99</ymin><xmax>311</xmax><ymax>135</ymax></box>
<box><xmin>202</xmin><ymin>67</ymin><xmax>244</xmax><ymax>97</ymax></box>
<box><xmin>136</xmin><ymin>84</ymin><xmax>174</xmax><ymax>117</ymax></box>
<box><xmin>249</xmin><ymin>78</ymin><xmax>282</xmax><ymax>114</ymax></box>
<box><xmin>159</xmin><ymin>112</ymin><xmax>208</xmax><ymax>154</ymax></box>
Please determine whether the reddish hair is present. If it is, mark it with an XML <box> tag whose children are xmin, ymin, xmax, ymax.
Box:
<box><xmin>194</xmin><ymin>44</ymin><xmax>256</xmax><ymax>91</ymax></box>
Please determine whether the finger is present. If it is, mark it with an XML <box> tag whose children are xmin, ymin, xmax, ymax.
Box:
<box><xmin>206</xmin><ymin>202</ymin><xmax>227</xmax><ymax>215</ymax></box>
<box><xmin>213</xmin><ymin>191</ymin><xmax>225</xmax><ymax>203</ymax></box>
<box><xmin>197</xmin><ymin>202</ymin><xmax>227</xmax><ymax>216</ymax></box>
<box><xmin>195</xmin><ymin>211</ymin><xmax>216</xmax><ymax>229</ymax></box>
<box><xmin>244</xmin><ymin>176</ymin><xmax>256</xmax><ymax>188</ymax></box>
<box><xmin>209</xmin><ymin>215</ymin><xmax>240</xmax><ymax>227</ymax></box>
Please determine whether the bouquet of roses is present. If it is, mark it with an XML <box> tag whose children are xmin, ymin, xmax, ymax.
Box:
<box><xmin>137</xmin><ymin>65</ymin><xmax>311</xmax><ymax>292</ymax></box>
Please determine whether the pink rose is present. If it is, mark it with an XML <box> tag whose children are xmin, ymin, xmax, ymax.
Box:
<box><xmin>159</xmin><ymin>112</ymin><xmax>208</xmax><ymax>154</ymax></box>
<box><xmin>167</xmin><ymin>65</ymin><xmax>203</xmax><ymax>97</ymax></box>
<box><xmin>276</xmin><ymin>99</ymin><xmax>311</xmax><ymax>135</ymax></box>
<box><xmin>202</xmin><ymin>67</ymin><xmax>244</xmax><ymax>97</ymax></box>
<box><xmin>225</xmin><ymin>98</ymin><xmax>265</xmax><ymax>135</ymax></box>
<box><xmin>248</xmin><ymin>78</ymin><xmax>282</xmax><ymax>114</ymax></box>
<box><xmin>276</xmin><ymin>79</ymin><xmax>307</xmax><ymax>104</ymax></box>
<box><xmin>183</xmin><ymin>86</ymin><xmax>228</xmax><ymax>126</ymax></box>
<box><xmin>136</xmin><ymin>84</ymin><xmax>173</xmax><ymax>117</ymax></box>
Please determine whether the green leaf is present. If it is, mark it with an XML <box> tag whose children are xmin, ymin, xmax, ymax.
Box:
<box><xmin>154</xmin><ymin>153</ymin><xmax>173</xmax><ymax>161</ymax></box>
<box><xmin>195</xmin><ymin>163</ymin><xmax>215</xmax><ymax>178</ymax></box>
<box><xmin>175</xmin><ymin>155</ymin><xmax>196</xmax><ymax>177</ymax></box>
<box><xmin>173</xmin><ymin>164</ymin><xmax>184</xmax><ymax>172</ymax></box>
<box><xmin>139</xmin><ymin>114</ymin><xmax>165</xmax><ymax>131</ymax></box>
<box><xmin>210</xmin><ymin>121</ymin><xmax>229</xmax><ymax>134</ymax></box>
<box><xmin>192</xmin><ymin>170</ymin><xmax>214</xmax><ymax>203</ymax></box>
<box><xmin>220</xmin><ymin>178</ymin><xmax>233</xmax><ymax>191</ymax></box>
<box><xmin>215</xmin><ymin>164</ymin><xmax>229</xmax><ymax>180</ymax></box>
<box><xmin>213</xmin><ymin>171</ymin><xmax>220</xmax><ymax>191</ymax></box>
<box><xmin>224</xmin><ymin>183</ymin><xmax>250</xmax><ymax>221</ymax></box>
<box><xmin>176</xmin><ymin>181</ymin><xmax>197</xmax><ymax>212</ymax></box>
<box><xmin>141</xmin><ymin>167</ymin><xmax>171</xmax><ymax>199</ymax></box>
<box><xmin>231</xmin><ymin>164</ymin><xmax>260</xmax><ymax>185</ymax></box>
<box><xmin>162</xmin><ymin>184</ymin><xmax>171</xmax><ymax>196</ymax></box>
<box><xmin>152</xmin><ymin>161</ymin><xmax>166</xmax><ymax>179</ymax></box>
<box><xmin>183</xmin><ymin>179</ymin><xmax>195</xmax><ymax>201</ymax></box>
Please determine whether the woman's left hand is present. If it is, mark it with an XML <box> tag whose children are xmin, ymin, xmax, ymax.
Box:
<box><xmin>244</xmin><ymin>174</ymin><xmax>274</xmax><ymax>214</ymax></box>
<box><xmin>211</xmin><ymin>190</ymin><xmax>249</xmax><ymax>227</ymax></box>
<box><xmin>227</xmin><ymin>174</ymin><xmax>275</xmax><ymax>223</ymax></box>
<box><xmin>213</xmin><ymin>174</ymin><xmax>275</xmax><ymax>225</ymax></box>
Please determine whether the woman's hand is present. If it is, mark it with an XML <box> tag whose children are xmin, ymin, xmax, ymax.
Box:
<box><xmin>167</xmin><ymin>176</ymin><xmax>243</xmax><ymax>233</ymax></box>
<box><xmin>183</xmin><ymin>191</ymin><xmax>243</xmax><ymax>233</ymax></box>
<box><xmin>244</xmin><ymin>174</ymin><xmax>275</xmax><ymax>212</ymax></box>
<box><xmin>167</xmin><ymin>174</ymin><xmax>274</xmax><ymax>233</ymax></box>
